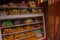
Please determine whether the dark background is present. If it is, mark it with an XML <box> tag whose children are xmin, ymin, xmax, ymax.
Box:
<box><xmin>0</xmin><ymin>0</ymin><xmax>37</xmax><ymax>4</ymax></box>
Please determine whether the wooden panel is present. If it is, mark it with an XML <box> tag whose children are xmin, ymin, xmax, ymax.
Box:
<box><xmin>48</xmin><ymin>0</ymin><xmax>54</xmax><ymax>5</ymax></box>
<box><xmin>56</xmin><ymin>1</ymin><xmax>60</xmax><ymax>40</ymax></box>
<box><xmin>41</xmin><ymin>1</ymin><xmax>54</xmax><ymax>40</ymax></box>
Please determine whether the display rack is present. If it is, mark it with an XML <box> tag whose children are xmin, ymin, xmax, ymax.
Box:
<box><xmin>0</xmin><ymin>7</ymin><xmax>46</xmax><ymax>40</ymax></box>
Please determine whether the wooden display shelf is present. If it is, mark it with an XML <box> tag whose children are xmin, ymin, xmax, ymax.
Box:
<box><xmin>15</xmin><ymin>36</ymin><xmax>45</xmax><ymax>40</ymax></box>
<box><xmin>0</xmin><ymin>7</ymin><xmax>41</xmax><ymax>9</ymax></box>
<box><xmin>15</xmin><ymin>35</ymin><xmax>34</xmax><ymax>40</ymax></box>
<box><xmin>2</xmin><ymin>27</ymin><xmax>43</xmax><ymax>36</ymax></box>
<box><xmin>1</xmin><ymin>21</ymin><xmax>43</xmax><ymax>28</ymax></box>
<box><xmin>0</xmin><ymin>14</ymin><xmax>43</xmax><ymax>20</ymax></box>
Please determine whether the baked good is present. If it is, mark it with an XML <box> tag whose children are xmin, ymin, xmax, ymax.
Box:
<box><xmin>14</xmin><ymin>33</ymin><xmax>20</xmax><ymax>39</ymax></box>
<box><xmin>23</xmin><ymin>37</ymin><xmax>37</xmax><ymax>40</ymax></box>
<box><xmin>38</xmin><ymin>9</ymin><xmax>43</xmax><ymax>13</ymax></box>
<box><xmin>9</xmin><ymin>3</ymin><xmax>16</xmax><ymax>7</ymax></box>
<box><xmin>8</xmin><ymin>35</ymin><xmax>14</xmax><ymax>40</ymax></box>
<box><xmin>32</xmin><ymin>9</ymin><xmax>38</xmax><ymax>13</ymax></box>
<box><xmin>2</xmin><ymin>4</ymin><xmax>8</xmax><ymax>7</ymax></box>
<box><xmin>25</xmin><ymin>31</ymin><xmax>34</xmax><ymax>36</ymax></box>
<box><xmin>3</xmin><ymin>36</ymin><xmax>8</xmax><ymax>40</ymax></box>
<box><xmin>25</xmin><ymin>26</ymin><xmax>34</xmax><ymax>30</ymax></box>
<box><xmin>1</xmin><ymin>11</ymin><xmax>7</xmax><ymax>16</ymax></box>
<box><xmin>12</xmin><ymin>28</ymin><xmax>18</xmax><ymax>32</ymax></box>
<box><xmin>19</xmin><ymin>33</ymin><xmax>25</xmax><ymax>38</ymax></box>
<box><xmin>12</xmin><ymin>10</ymin><xmax>18</xmax><ymax>15</ymax></box>
<box><xmin>3</xmin><ymin>29</ymin><xmax>9</xmax><ymax>34</ymax></box>
<box><xmin>20</xmin><ymin>1</ymin><xmax>28</xmax><ymax>8</ymax></box>
<box><xmin>17</xmin><ymin>27</ymin><xmax>24</xmax><ymax>32</ymax></box>
<box><xmin>21</xmin><ymin>9</ymin><xmax>29</xmax><ymax>14</ymax></box>
<box><xmin>3</xmin><ymin>35</ymin><xmax>14</xmax><ymax>40</ymax></box>
<box><xmin>33</xmin><ymin>30</ymin><xmax>43</xmax><ymax>38</ymax></box>
<box><xmin>28</xmin><ymin>1</ymin><xmax>36</xmax><ymax>8</ymax></box>
<box><xmin>14</xmin><ymin>33</ymin><xmax>25</xmax><ymax>39</ymax></box>
<box><xmin>24</xmin><ymin>19</ymin><xmax>33</xmax><ymax>24</ymax></box>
